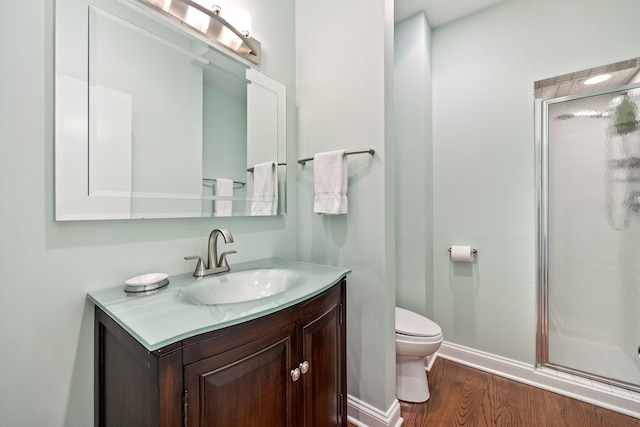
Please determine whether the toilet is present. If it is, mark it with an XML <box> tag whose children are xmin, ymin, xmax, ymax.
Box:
<box><xmin>395</xmin><ymin>307</ymin><xmax>443</xmax><ymax>403</ymax></box>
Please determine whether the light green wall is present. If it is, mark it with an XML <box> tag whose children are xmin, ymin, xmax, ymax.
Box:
<box><xmin>431</xmin><ymin>0</ymin><xmax>640</xmax><ymax>364</ymax></box>
<box><xmin>203</xmin><ymin>86</ymin><xmax>247</xmax><ymax>182</ymax></box>
<box><xmin>0</xmin><ymin>0</ymin><xmax>295</xmax><ymax>425</ymax></box>
<box><xmin>394</xmin><ymin>12</ymin><xmax>434</xmax><ymax>319</ymax></box>
<box><xmin>295</xmin><ymin>0</ymin><xmax>397</xmax><ymax>412</ymax></box>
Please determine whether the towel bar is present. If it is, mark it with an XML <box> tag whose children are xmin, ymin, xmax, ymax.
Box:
<box><xmin>298</xmin><ymin>148</ymin><xmax>375</xmax><ymax>165</ymax></box>
<box><xmin>202</xmin><ymin>178</ymin><xmax>245</xmax><ymax>187</ymax></box>
<box><xmin>247</xmin><ymin>162</ymin><xmax>286</xmax><ymax>173</ymax></box>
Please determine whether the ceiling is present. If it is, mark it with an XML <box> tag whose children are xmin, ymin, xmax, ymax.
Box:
<box><xmin>392</xmin><ymin>1</ymin><xmax>640</xmax><ymax>101</ymax></box>
<box><xmin>535</xmin><ymin>58</ymin><xmax>640</xmax><ymax>99</ymax></box>
<box><xmin>394</xmin><ymin>0</ymin><xmax>506</xmax><ymax>27</ymax></box>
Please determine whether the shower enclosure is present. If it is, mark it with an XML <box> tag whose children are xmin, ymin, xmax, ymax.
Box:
<box><xmin>536</xmin><ymin>59</ymin><xmax>640</xmax><ymax>392</ymax></box>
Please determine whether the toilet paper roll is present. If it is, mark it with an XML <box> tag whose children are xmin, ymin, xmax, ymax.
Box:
<box><xmin>450</xmin><ymin>245</ymin><xmax>474</xmax><ymax>262</ymax></box>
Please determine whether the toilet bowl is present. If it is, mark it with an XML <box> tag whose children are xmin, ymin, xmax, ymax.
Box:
<box><xmin>395</xmin><ymin>307</ymin><xmax>443</xmax><ymax>403</ymax></box>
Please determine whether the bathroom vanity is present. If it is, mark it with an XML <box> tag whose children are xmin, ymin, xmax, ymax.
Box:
<box><xmin>89</xmin><ymin>259</ymin><xmax>349</xmax><ymax>426</ymax></box>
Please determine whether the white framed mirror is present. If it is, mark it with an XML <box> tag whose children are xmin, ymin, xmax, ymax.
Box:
<box><xmin>55</xmin><ymin>0</ymin><xmax>286</xmax><ymax>220</ymax></box>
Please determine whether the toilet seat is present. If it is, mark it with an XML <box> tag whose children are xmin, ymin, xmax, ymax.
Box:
<box><xmin>396</xmin><ymin>307</ymin><xmax>441</xmax><ymax>337</ymax></box>
<box><xmin>396</xmin><ymin>332</ymin><xmax>442</xmax><ymax>344</ymax></box>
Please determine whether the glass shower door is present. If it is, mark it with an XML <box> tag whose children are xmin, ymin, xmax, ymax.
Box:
<box><xmin>539</xmin><ymin>85</ymin><xmax>640</xmax><ymax>391</ymax></box>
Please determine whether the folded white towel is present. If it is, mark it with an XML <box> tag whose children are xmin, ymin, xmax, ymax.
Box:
<box><xmin>214</xmin><ymin>178</ymin><xmax>233</xmax><ymax>217</ymax></box>
<box><xmin>251</xmin><ymin>161</ymin><xmax>278</xmax><ymax>216</ymax></box>
<box><xmin>314</xmin><ymin>150</ymin><xmax>348</xmax><ymax>214</ymax></box>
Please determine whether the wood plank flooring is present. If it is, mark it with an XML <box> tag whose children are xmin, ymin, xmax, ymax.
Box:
<box><xmin>350</xmin><ymin>358</ymin><xmax>640</xmax><ymax>426</ymax></box>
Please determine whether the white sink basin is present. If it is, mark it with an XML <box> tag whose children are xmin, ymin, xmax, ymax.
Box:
<box><xmin>178</xmin><ymin>268</ymin><xmax>299</xmax><ymax>305</ymax></box>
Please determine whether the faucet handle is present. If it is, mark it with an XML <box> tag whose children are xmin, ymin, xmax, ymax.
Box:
<box><xmin>218</xmin><ymin>250</ymin><xmax>237</xmax><ymax>268</ymax></box>
<box><xmin>184</xmin><ymin>255</ymin><xmax>207</xmax><ymax>276</ymax></box>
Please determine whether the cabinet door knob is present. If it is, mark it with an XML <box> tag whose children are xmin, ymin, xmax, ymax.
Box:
<box><xmin>299</xmin><ymin>360</ymin><xmax>310</xmax><ymax>374</ymax></box>
<box><xmin>290</xmin><ymin>367</ymin><xmax>301</xmax><ymax>382</ymax></box>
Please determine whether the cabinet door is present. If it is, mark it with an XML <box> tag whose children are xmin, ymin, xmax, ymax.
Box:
<box><xmin>184</xmin><ymin>324</ymin><xmax>297</xmax><ymax>427</ymax></box>
<box><xmin>299</xmin><ymin>299</ymin><xmax>344</xmax><ymax>426</ymax></box>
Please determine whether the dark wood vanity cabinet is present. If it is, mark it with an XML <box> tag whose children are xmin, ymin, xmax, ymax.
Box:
<box><xmin>95</xmin><ymin>279</ymin><xmax>346</xmax><ymax>427</ymax></box>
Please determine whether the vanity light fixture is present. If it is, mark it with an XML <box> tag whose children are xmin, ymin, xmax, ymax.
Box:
<box><xmin>141</xmin><ymin>0</ymin><xmax>261</xmax><ymax>64</ymax></box>
<box><xmin>584</xmin><ymin>74</ymin><xmax>612</xmax><ymax>85</ymax></box>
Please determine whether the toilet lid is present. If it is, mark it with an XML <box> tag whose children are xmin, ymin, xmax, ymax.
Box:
<box><xmin>395</xmin><ymin>307</ymin><xmax>442</xmax><ymax>337</ymax></box>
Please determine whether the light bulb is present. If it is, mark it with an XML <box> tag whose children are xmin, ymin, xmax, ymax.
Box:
<box><xmin>185</xmin><ymin>4</ymin><xmax>210</xmax><ymax>32</ymax></box>
<box><xmin>234</xmin><ymin>8</ymin><xmax>252</xmax><ymax>37</ymax></box>
<box><xmin>219</xmin><ymin>24</ymin><xmax>242</xmax><ymax>50</ymax></box>
<box><xmin>584</xmin><ymin>74</ymin><xmax>612</xmax><ymax>85</ymax></box>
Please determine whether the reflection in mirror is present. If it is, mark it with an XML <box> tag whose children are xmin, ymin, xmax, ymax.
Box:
<box><xmin>55</xmin><ymin>0</ymin><xmax>286</xmax><ymax>220</ymax></box>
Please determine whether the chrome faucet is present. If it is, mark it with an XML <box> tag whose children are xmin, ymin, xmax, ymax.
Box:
<box><xmin>185</xmin><ymin>228</ymin><xmax>236</xmax><ymax>277</ymax></box>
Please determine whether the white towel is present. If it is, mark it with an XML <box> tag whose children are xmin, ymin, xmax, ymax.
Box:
<box><xmin>313</xmin><ymin>150</ymin><xmax>348</xmax><ymax>214</ymax></box>
<box><xmin>214</xmin><ymin>178</ymin><xmax>233</xmax><ymax>217</ymax></box>
<box><xmin>251</xmin><ymin>161</ymin><xmax>278</xmax><ymax>216</ymax></box>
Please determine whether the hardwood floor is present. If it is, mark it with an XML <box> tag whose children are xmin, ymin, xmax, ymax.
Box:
<box><xmin>350</xmin><ymin>358</ymin><xmax>640</xmax><ymax>427</ymax></box>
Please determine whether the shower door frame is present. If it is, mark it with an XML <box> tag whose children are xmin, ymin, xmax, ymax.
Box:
<box><xmin>535</xmin><ymin>82</ymin><xmax>640</xmax><ymax>392</ymax></box>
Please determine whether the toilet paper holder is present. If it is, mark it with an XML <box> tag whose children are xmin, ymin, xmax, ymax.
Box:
<box><xmin>448</xmin><ymin>247</ymin><xmax>477</xmax><ymax>254</ymax></box>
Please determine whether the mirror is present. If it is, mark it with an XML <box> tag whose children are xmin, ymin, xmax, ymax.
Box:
<box><xmin>55</xmin><ymin>0</ymin><xmax>286</xmax><ymax>220</ymax></box>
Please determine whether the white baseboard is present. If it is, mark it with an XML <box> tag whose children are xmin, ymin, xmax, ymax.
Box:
<box><xmin>347</xmin><ymin>394</ymin><xmax>404</xmax><ymax>427</ymax></box>
<box><xmin>438</xmin><ymin>341</ymin><xmax>640</xmax><ymax>419</ymax></box>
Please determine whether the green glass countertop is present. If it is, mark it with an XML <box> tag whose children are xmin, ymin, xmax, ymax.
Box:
<box><xmin>88</xmin><ymin>258</ymin><xmax>351</xmax><ymax>351</ymax></box>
